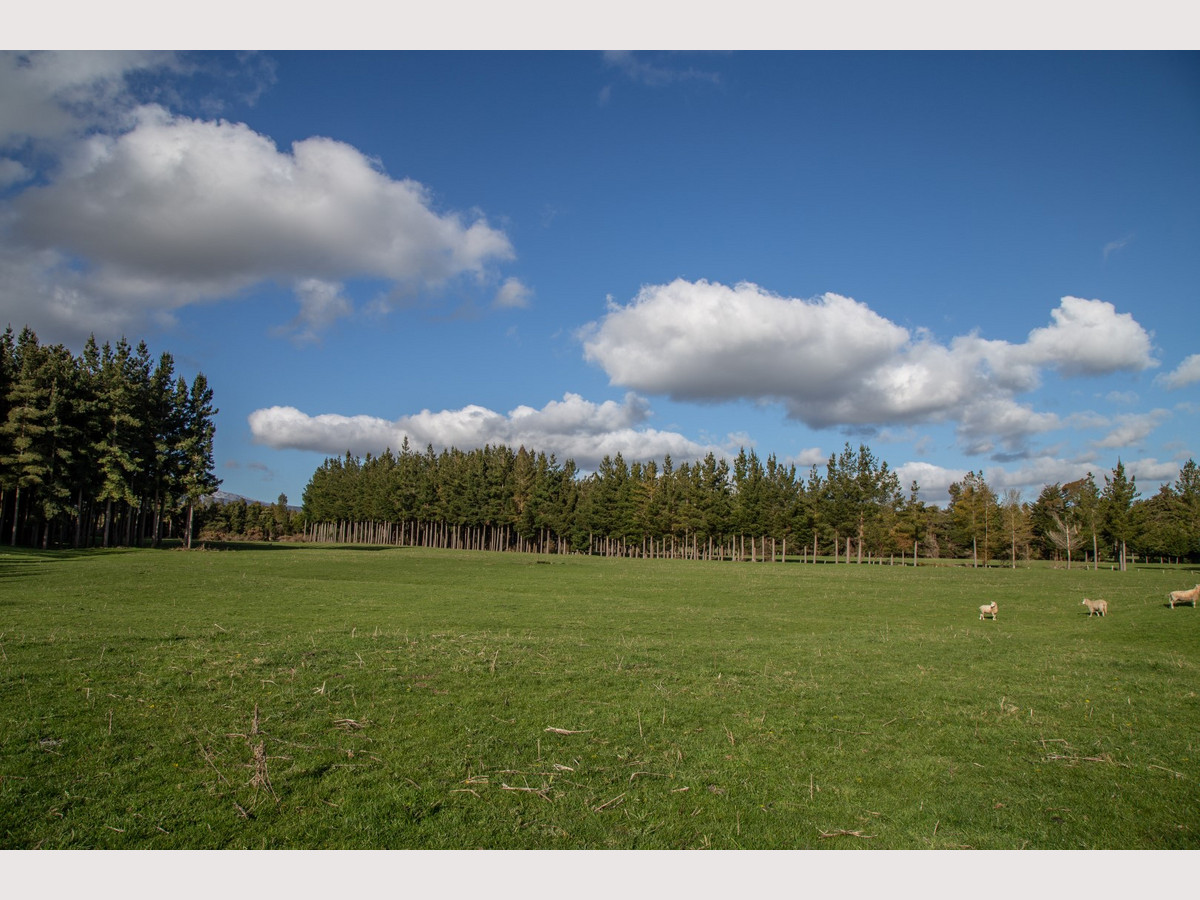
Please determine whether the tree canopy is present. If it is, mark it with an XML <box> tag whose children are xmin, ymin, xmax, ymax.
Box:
<box><xmin>295</xmin><ymin>441</ymin><xmax>1200</xmax><ymax>565</ymax></box>
<box><xmin>0</xmin><ymin>326</ymin><xmax>220</xmax><ymax>548</ymax></box>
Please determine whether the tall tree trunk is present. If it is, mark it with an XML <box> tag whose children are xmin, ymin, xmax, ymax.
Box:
<box><xmin>152</xmin><ymin>490</ymin><xmax>163</xmax><ymax>548</ymax></box>
<box><xmin>9</xmin><ymin>486</ymin><xmax>19</xmax><ymax>546</ymax></box>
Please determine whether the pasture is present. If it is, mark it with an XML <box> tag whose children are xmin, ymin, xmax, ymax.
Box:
<box><xmin>1</xmin><ymin>544</ymin><xmax>1198</xmax><ymax>849</ymax></box>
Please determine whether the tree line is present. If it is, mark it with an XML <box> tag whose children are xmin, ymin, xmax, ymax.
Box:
<box><xmin>0</xmin><ymin>326</ymin><xmax>220</xmax><ymax>549</ymax></box>
<box><xmin>8</xmin><ymin>317</ymin><xmax>1195</xmax><ymax>566</ymax></box>
<box><xmin>296</xmin><ymin>439</ymin><xmax>1200</xmax><ymax>565</ymax></box>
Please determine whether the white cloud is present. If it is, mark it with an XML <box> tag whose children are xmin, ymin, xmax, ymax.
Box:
<box><xmin>893</xmin><ymin>461</ymin><xmax>969</xmax><ymax>504</ymax></box>
<box><xmin>989</xmin><ymin>456</ymin><xmax>1101</xmax><ymax>495</ymax></box>
<box><xmin>788</xmin><ymin>447</ymin><xmax>827</xmax><ymax>469</ymax></box>
<box><xmin>955</xmin><ymin>398</ymin><xmax>1061</xmax><ymax>457</ymax></box>
<box><xmin>14</xmin><ymin>105</ymin><xmax>513</xmax><ymax>286</ymax></box>
<box><xmin>272</xmin><ymin>278</ymin><xmax>354</xmax><ymax>346</ymax></box>
<box><xmin>494</xmin><ymin>277</ymin><xmax>532</xmax><ymax>309</ymax></box>
<box><xmin>580</xmin><ymin>280</ymin><xmax>1157</xmax><ymax>459</ymax></box>
<box><xmin>1126</xmin><ymin>456</ymin><xmax>1188</xmax><ymax>484</ymax></box>
<box><xmin>248</xmin><ymin>392</ymin><xmax>736</xmax><ymax>471</ymax></box>
<box><xmin>2</xmin><ymin>54</ymin><xmax>520</xmax><ymax>342</ymax></box>
<box><xmin>1157</xmin><ymin>353</ymin><xmax>1200</xmax><ymax>390</ymax></box>
<box><xmin>896</xmin><ymin>455</ymin><xmax>1107</xmax><ymax>506</ymax></box>
<box><xmin>1016</xmin><ymin>295</ymin><xmax>1156</xmax><ymax>377</ymax></box>
<box><xmin>1091</xmin><ymin>410</ymin><xmax>1171</xmax><ymax>450</ymax></box>
<box><xmin>894</xmin><ymin>450</ymin><xmax>1188</xmax><ymax>507</ymax></box>
<box><xmin>580</xmin><ymin>279</ymin><xmax>910</xmax><ymax>416</ymax></box>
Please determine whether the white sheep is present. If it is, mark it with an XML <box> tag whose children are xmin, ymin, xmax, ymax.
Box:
<box><xmin>979</xmin><ymin>601</ymin><xmax>998</xmax><ymax>621</ymax></box>
<box><xmin>1168</xmin><ymin>584</ymin><xmax>1199</xmax><ymax>609</ymax></box>
<box><xmin>1081</xmin><ymin>598</ymin><xmax>1108</xmax><ymax>617</ymax></box>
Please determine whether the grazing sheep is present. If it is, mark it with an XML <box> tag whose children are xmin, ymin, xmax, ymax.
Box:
<box><xmin>979</xmin><ymin>601</ymin><xmax>998</xmax><ymax>621</ymax></box>
<box><xmin>1081</xmin><ymin>598</ymin><xmax>1108</xmax><ymax>617</ymax></box>
<box><xmin>1168</xmin><ymin>584</ymin><xmax>1200</xmax><ymax>609</ymax></box>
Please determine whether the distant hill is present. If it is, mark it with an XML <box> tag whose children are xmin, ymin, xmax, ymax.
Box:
<box><xmin>208</xmin><ymin>490</ymin><xmax>301</xmax><ymax>513</ymax></box>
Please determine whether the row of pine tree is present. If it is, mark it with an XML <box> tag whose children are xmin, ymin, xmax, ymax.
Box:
<box><xmin>0</xmin><ymin>327</ymin><xmax>220</xmax><ymax>549</ymax></box>
<box><xmin>297</xmin><ymin>439</ymin><xmax>1200</xmax><ymax>564</ymax></box>
<box><xmin>6</xmin><ymin>321</ymin><xmax>1196</xmax><ymax>564</ymax></box>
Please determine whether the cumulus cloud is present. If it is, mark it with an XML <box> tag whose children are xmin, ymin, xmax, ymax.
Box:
<box><xmin>1015</xmin><ymin>295</ymin><xmax>1156</xmax><ymax>376</ymax></box>
<box><xmin>248</xmin><ymin>392</ymin><xmax>737</xmax><ymax>471</ymax></box>
<box><xmin>581</xmin><ymin>279</ymin><xmax>1158</xmax><ymax>460</ymax></box>
<box><xmin>12</xmin><ymin>105</ymin><xmax>512</xmax><ymax>288</ymax></box>
<box><xmin>1157</xmin><ymin>354</ymin><xmax>1200</xmax><ymax>390</ymax></box>
<box><xmin>580</xmin><ymin>280</ymin><xmax>910</xmax><ymax>417</ymax></box>
<box><xmin>1</xmin><ymin>53</ymin><xmax>520</xmax><ymax>342</ymax></box>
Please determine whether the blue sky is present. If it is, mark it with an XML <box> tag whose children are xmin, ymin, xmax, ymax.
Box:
<box><xmin>2</xmin><ymin>47</ymin><xmax>1198</xmax><ymax>507</ymax></box>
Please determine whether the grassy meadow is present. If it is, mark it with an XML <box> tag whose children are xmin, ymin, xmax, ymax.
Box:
<box><xmin>1</xmin><ymin>544</ymin><xmax>1198</xmax><ymax>850</ymax></box>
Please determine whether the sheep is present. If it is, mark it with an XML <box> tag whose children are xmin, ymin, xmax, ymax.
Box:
<box><xmin>1168</xmin><ymin>584</ymin><xmax>1200</xmax><ymax>609</ymax></box>
<box><xmin>979</xmin><ymin>601</ymin><xmax>998</xmax><ymax>621</ymax></box>
<box><xmin>1081</xmin><ymin>598</ymin><xmax>1108</xmax><ymax>617</ymax></box>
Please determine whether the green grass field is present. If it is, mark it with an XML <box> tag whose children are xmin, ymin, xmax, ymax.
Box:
<box><xmin>2</xmin><ymin>544</ymin><xmax>1197</xmax><ymax>849</ymax></box>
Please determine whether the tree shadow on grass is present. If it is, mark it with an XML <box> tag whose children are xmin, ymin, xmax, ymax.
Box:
<box><xmin>0</xmin><ymin>545</ymin><xmax>136</xmax><ymax>583</ymax></box>
<box><xmin>185</xmin><ymin>540</ymin><xmax>405</xmax><ymax>553</ymax></box>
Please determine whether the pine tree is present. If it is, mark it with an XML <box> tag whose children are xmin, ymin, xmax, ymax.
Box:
<box><xmin>0</xmin><ymin>329</ymin><xmax>51</xmax><ymax>545</ymax></box>
<box><xmin>179</xmin><ymin>373</ymin><xmax>220</xmax><ymax>549</ymax></box>
<box><xmin>32</xmin><ymin>345</ymin><xmax>83</xmax><ymax>548</ymax></box>
<box><xmin>1063</xmin><ymin>475</ymin><xmax>1102</xmax><ymax>569</ymax></box>
<box><xmin>1174</xmin><ymin>459</ymin><xmax>1200</xmax><ymax>562</ymax></box>
<box><xmin>1101</xmin><ymin>459</ymin><xmax>1139</xmax><ymax>570</ymax></box>
<box><xmin>0</xmin><ymin>327</ymin><xmax>15</xmax><ymax>536</ymax></box>
<box><xmin>93</xmin><ymin>339</ymin><xmax>144</xmax><ymax>547</ymax></box>
<box><xmin>948</xmin><ymin>471</ymin><xmax>1001</xmax><ymax>566</ymax></box>
<box><xmin>1000</xmin><ymin>488</ymin><xmax>1033</xmax><ymax>568</ymax></box>
<box><xmin>824</xmin><ymin>443</ymin><xmax>901</xmax><ymax>563</ymax></box>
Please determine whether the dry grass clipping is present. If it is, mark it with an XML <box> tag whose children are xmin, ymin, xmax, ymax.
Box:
<box><xmin>248</xmin><ymin>741</ymin><xmax>276</xmax><ymax>800</ymax></box>
<box><xmin>819</xmin><ymin>828</ymin><xmax>875</xmax><ymax>839</ymax></box>
<box><xmin>245</xmin><ymin>704</ymin><xmax>277</xmax><ymax>802</ymax></box>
